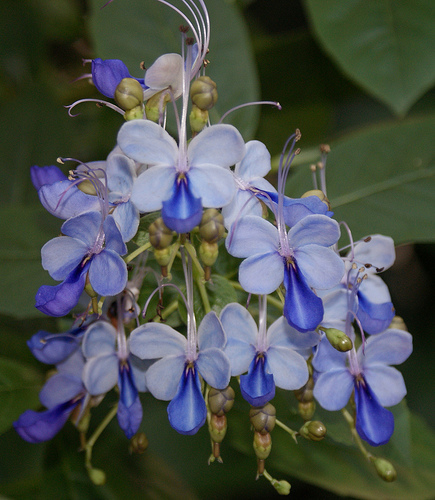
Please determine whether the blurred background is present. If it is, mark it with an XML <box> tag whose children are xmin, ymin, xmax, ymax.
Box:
<box><xmin>0</xmin><ymin>0</ymin><xmax>434</xmax><ymax>498</ymax></box>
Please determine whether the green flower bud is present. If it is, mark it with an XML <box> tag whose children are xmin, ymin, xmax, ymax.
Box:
<box><xmin>154</xmin><ymin>247</ymin><xmax>172</xmax><ymax>276</ymax></box>
<box><xmin>321</xmin><ymin>327</ymin><xmax>353</xmax><ymax>352</ymax></box>
<box><xmin>149</xmin><ymin>217</ymin><xmax>173</xmax><ymax>250</ymax></box>
<box><xmin>190</xmin><ymin>76</ymin><xmax>218</xmax><ymax>110</ymax></box>
<box><xmin>199</xmin><ymin>209</ymin><xmax>225</xmax><ymax>243</ymax></box>
<box><xmin>129</xmin><ymin>432</ymin><xmax>149</xmax><ymax>454</ymax></box>
<box><xmin>294</xmin><ymin>376</ymin><xmax>314</xmax><ymax>403</ymax></box>
<box><xmin>115</xmin><ymin>78</ymin><xmax>144</xmax><ymax>110</ymax></box>
<box><xmin>208</xmin><ymin>386</ymin><xmax>235</xmax><ymax>416</ymax></box>
<box><xmin>77</xmin><ymin>179</ymin><xmax>98</xmax><ymax>195</ymax></box>
<box><xmin>249</xmin><ymin>403</ymin><xmax>276</xmax><ymax>435</ymax></box>
<box><xmin>88</xmin><ymin>467</ymin><xmax>106</xmax><ymax>485</ymax></box>
<box><xmin>301</xmin><ymin>189</ymin><xmax>331</xmax><ymax>211</ymax></box>
<box><xmin>298</xmin><ymin>401</ymin><xmax>316</xmax><ymax>421</ymax></box>
<box><xmin>373</xmin><ymin>457</ymin><xmax>397</xmax><ymax>482</ymax></box>
<box><xmin>145</xmin><ymin>90</ymin><xmax>170</xmax><ymax>122</ymax></box>
<box><xmin>209</xmin><ymin>413</ymin><xmax>227</xmax><ymax>444</ymax></box>
<box><xmin>189</xmin><ymin>104</ymin><xmax>208</xmax><ymax>134</ymax></box>
<box><xmin>253</xmin><ymin>431</ymin><xmax>272</xmax><ymax>461</ymax></box>
<box><xmin>299</xmin><ymin>420</ymin><xmax>327</xmax><ymax>441</ymax></box>
<box><xmin>124</xmin><ymin>105</ymin><xmax>144</xmax><ymax>121</ymax></box>
<box><xmin>272</xmin><ymin>480</ymin><xmax>291</xmax><ymax>496</ymax></box>
<box><xmin>389</xmin><ymin>315</ymin><xmax>407</xmax><ymax>331</ymax></box>
<box><xmin>199</xmin><ymin>241</ymin><xmax>218</xmax><ymax>268</ymax></box>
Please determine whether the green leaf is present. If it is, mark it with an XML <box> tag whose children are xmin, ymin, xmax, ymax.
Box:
<box><xmin>284</xmin><ymin>114</ymin><xmax>435</xmax><ymax>244</ymax></box>
<box><xmin>0</xmin><ymin>204</ymin><xmax>61</xmax><ymax>319</ymax></box>
<box><xmin>88</xmin><ymin>0</ymin><xmax>260</xmax><ymax>138</ymax></box>
<box><xmin>0</xmin><ymin>356</ymin><xmax>44</xmax><ymax>435</ymax></box>
<box><xmin>304</xmin><ymin>0</ymin><xmax>435</xmax><ymax>115</ymax></box>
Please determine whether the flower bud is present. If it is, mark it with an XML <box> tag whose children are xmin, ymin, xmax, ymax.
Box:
<box><xmin>253</xmin><ymin>431</ymin><xmax>272</xmax><ymax>461</ymax></box>
<box><xmin>301</xmin><ymin>189</ymin><xmax>331</xmax><ymax>210</ymax></box>
<box><xmin>124</xmin><ymin>105</ymin><xmax>144</xmax><ymax>121</ymax></box>
<box><xmin>298</xmin><ymin>401</ymin><xmax>316</xmax><ymax>421</ymax></box>
<box><xmin>373</xmin><ymin>457</ymin><xmax>397</xmax><ymax>482</ymax></box>
<box><xmin>199</xmin><ymin>241</ymin><xmax>218</xmax><ymax>268</ymax></box>
<box><xmin>272</xmin><ymin>480</ymin><xmax>291</xmax><ymax>495</ymax></box>
<box><xmin>299</xmin><ymin>420</ymin><xmax>327</xmax><ymax>441</ymax></box>
<box><xmin>88</xmin><ymin>467</ymin><xmax>106</xmax><ymax>485</ymax></box>
<box><xmin>129</xmin><ymin>432</ymin><xmax>149</xmax><ymax>454</ymax></box>
<box><xmin>199</xmin><ymin>209</ymin><xmax>225</xmax><ymax>243</ymax></box>
<box><xmin>209</xmin><ymin>414</ymin><xmax>227</xmax><ymax>445</ymax></box>
<box><xmin>208</xmin><ymin>386</ymin><xmax>235</xmax><ymax>416</ymax></box>
<box><xmin>190</xmin><ymin>76</ymin><xmax>218</xmax><ymax>110</ymax></box>
<box><xmin>115</xmin><ymin>78</ymin><xmax>144</xmax><ymax>110</ymax></box>
<box><xmin>149</xmin><ymin>217</ymin><xmax>173</xmax><ymax>249</ymax></box>
<box><xmin>322</xmin><ymin>327</ymin><xmax>353</xmax><ymax>352</ymax></box>
<box><xmin>154</xmin><ymin>247</ymin><xmax>172</xmax><ymax>276</ymax></box>
<box><xmin>189</xmin><ymin>104</ymin><xmax>208</xmax><ymax>134</ymax></box>
<box><xmin>294</xmin><ymin>376</ymin><xmax>314</xmax><ymax>403</ymax></box>
<box><xmin>389</xmin><ymin>315</ymin><xmax>407</xmax><ymax>331</ymax></box>
<box><xmin>145</xmin><ymin>90</ymin><xmax>170</xmax><ymax>122</ymax></box>
<box><xmin>249</xmin><ymin>403</ymin><xmax>276</xmax><ymax>435</ymax></box>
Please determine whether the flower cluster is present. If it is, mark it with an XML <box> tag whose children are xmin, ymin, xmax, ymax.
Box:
<box><xmin>16</xmin><ymin>0</ymin><xmax>412</xmax><ymax>491</ymax></box>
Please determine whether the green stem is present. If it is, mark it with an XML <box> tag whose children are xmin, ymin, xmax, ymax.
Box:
<box><xmin>275</xmin><ymin>418</ymin><xmax>298</xmax><ymax>444</ymax></box>
<box><xmin>85</xmin><ymin>403</ymin><xmax>118</xmax><ymax>471</ymax></box>
<box><xmin>227</xmin><ymin>281</ymin><xmax>284</xmax><ymax>311</ymax></box>
<box><xmin>196</xmin><ymin>275</ymin><xmax>211</xmax><ymax>314</ymax></box>
<box><xmin>152</xmin><ymin>298</ymin><xmax>179</xmax><ymax>322</ymax></box>
<box><xmin>341</xmin><ymin>408</ymin><xmax>375</xmax><ymax>462</ymax></box>
<box><xmin>184</xmin><ymin>241</ymin><xmax>205</xmax><ymax>278</ymax></box>
<box><xmin>125</xmin><ymin>242</ymin><xmax>152</xmax><ymax>264</ymax></box>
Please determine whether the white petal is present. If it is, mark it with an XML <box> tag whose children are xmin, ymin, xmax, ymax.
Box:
<box><xmin>226</xmin><ymin>215</ymin><xmax>279</xmax><ymax>258</ymax></box>
<box><xmin>130</xmin><ymin>165</ymin><xmax>176</xmax><ymax>212</ymax></box>
<box><xmin>129</xmin><ymin>323</ymin><xmax>186</xmax><ymax>359</ymax></box>
<box><xmin>364</xmin><ymin>364</ymin><xmax>407</xmax><ymax>407</ymax></box>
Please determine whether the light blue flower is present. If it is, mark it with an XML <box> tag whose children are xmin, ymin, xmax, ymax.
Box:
<box><xmin>312</xmin><ymin>328</ymin><xmax>412</xmax><ymax>446</ymax></box>
<box><xmin>129</xmin><ymin>311</ymin><xmax>231</xmax><ymax>435</ymax></box>
<box><xmin>220</xmin><ymin>301</ymin><xmax>319</xmax><ymax>406</ymax></box>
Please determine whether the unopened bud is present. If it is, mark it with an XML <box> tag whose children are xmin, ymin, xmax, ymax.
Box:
<box><xmin>389</xmin><ymin>315</ymin><xmax>407</xmax><ymax>331</ymax></box>
<box><xmin>208</xmin><ymin>386</ymin><xmax>235</xmax><ymax>416</ymax></box>
<box><xmin>253</xmin><ymin>431</ymin><xmax>272</xmax><ymax>461</ymax></box>
<box><xmin>298</xmin><ymin>400</ymin><xmax>316</xmax><ymax>421</ymax></box>
<box><xmin>149</xmin><ymin>217</ymin><xmax>173</xmax><ymax>249</ymax></box>
<box><xmin>189</xmin><ymin>104</ymin><xmax>208</xmax><ymax>133</ymax></box>
<box><xmin>145</xmin><ymin>90</ymin><xmax>170</xmax><ymax>122</ymax></box>
<box><xmin>209</xmin><ymin>414</ymin><xmax>227</xmax><ymax>445</ymax></box>
<box><xmin>88</xmin><ymin>467</ymin><xmax>106</xmax><ymax>485</ymax></box>
<box><xmin>299</xmin><ymin>420</ymin><xmax>327</xmax><ymax>441</ymax></box>
<box><xmin>129</xmin><ymin>432</ymin><xmax>149</xmax><ymax>454</ymax></box>
<box><xmin>294</xmin><ymin>376</ymin><xmax>314</xmax><ymax>403</ymax></box>
<box><xmin>373</xmin><ymin>457</ymin><xmax>397</xmax><ymax>482</ymax></box>
<box><xmin>154</xmin><ymin>247</ymin><xmax>172</xmax><ymax>267</ymax></box>
<box><xmin>272</xmin><ymin>480</ymin><xmax>291</xmax><ymax>495</ymax></box>
<box><xmin>301</xmin><ymin>189</ymin><xmax>331</xmax><ymax>210</ymax></box>
<box><xmin>199</xmin><ymin>209</ymin><xmax>225</xmax><ymax>243</ymax></box>
<box><xmin>322</xmin><ymin>327</ymin><xmax>353</xmax><ymax>352</ymax></box>
<box><xmin>199</xmin><ymin>241</ymin><xmax>218</xmax><ymax>267</ymax></box>
<box><xmin>249</xmin><ymin>403</ymin><xmax>276</xmax><ymax>435</ymax></box>
<box><xmin>115</xmin><ymin>78</ymin><xmax>144</xmax><ymax>110</ymax></box>
<box><xmin>124</xmin><ymin>105</ymin><xmax>144</xmax><ymax>121</ymax></box>
<box><xmin>190</xmin><ymin>76</ymin><xmax>218</xmax><ymax>110</ymax></box>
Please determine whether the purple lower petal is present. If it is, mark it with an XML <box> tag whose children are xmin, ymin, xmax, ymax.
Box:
<box><xmin>31</xmin><ymin>165</ymin><xmax>66</xmax><ymax>190</ymax></box>
<box><xmin>167</xmin><ymin>365</ymin><xmax>206</xmax><ymax>435</ymax></box>
<box><xmin>354</xmin><ymin>377</ymin><xmax>394</xmax><ymax>446</ymax></box>
<box><xmin>357</xmin><ymin>292</ymin><xmax>395</xmax><ymax>334</ymax></box>
<box><xmin>13</xmin><ymin>399</ymin><xmax>79</xmax><ymax>443</ymax></box>
<box><xmin>117</xmin><ymin>368</ymin><xmax>143</xmax><ymax>441</ymax></box>
<box><xmin>162</xmin><ymin>176</ymin><xmax>203</xmax><ymax>233</ymax></box>
<box><xmin>283</xmin><ymin>262</ymin><xmax>323</xmax><ymax>332</ymax></box>
<box><xmin>240</xmin><ymin>355</ymin><xmax>275</xmax><ymax>407</ymax></box>
<box><xmin>27</xmin><ymin>327</ymin><xmax>84</xmax><ymax>364</ymax></box>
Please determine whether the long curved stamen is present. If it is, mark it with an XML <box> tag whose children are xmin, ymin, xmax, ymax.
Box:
<box><xmin>181</xmin><ymin>247</ymin><xmax>197</xmax><ymax>362</ymax></box>
<box><xmin>257</xmin><ymin>295</ymin><xmax>268</xmax><ymax>353</ymax></box>
<box><xmin>218</xmin><ymin>101</ymin><xmax>281</xmax><ymax>124</ymax></box>
<box><xmin>116</xmin><ymin>294</ymin><xmax>129</xmax><ymax>361</ymax></box>
<box><xmin>347</xmin><ymin>346</ymin><xmax>360</xmax><ymax>377</ymax></box>
<box><xmin>65</xmin><ymin>99</ymin><xmax>124</xmax><ymax>117</ymax></box>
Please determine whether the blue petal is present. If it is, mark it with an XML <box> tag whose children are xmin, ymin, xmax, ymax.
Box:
<box><xmin>117</xmin><ymin>361</ymin><xmax>142</xmax><ymax>438</ymax></box>
<box><xmin>88</xmin><ymin>249</ymin><xmax>127</xmax><ymax>297</ymax></box>
<box><xmin>92</xmin><ymin>58</ymin><xmax>145</xmax><ymax>98</ymax></box>
<box><xmin>13</xmin><ymin>399</ymin><xmax>79</xmax><ymax>443</ymax></box>
<box><xmin>167</xmin><ymin>366</ymin><xmax>207</xmax><ymax>435</ymax></box>
<box><xmin>39</xmin><ymin>373</ymin><xmax>84</xmax><ymax>409</ymax></box>
<box><xmin>161</xmin><ymin>176</ymin><xmax>203</xmax><ymax>233</ymax></box>
<box><xmin>103</xmin><ymin>214</ymin><xmax>127</xmax><ymax>255</ymax></box>
<box><xmin>35</xmin><ymin>264</ymin><xmax>88</xmax><ymax>317</ymax></box>
<box><xmin>31</xmin><ymin>165</ymin><xmax>66</xmax><ymax>190</ymax></box>
<box><xmin>27</xmin><ymin>327</ymin><xmax>84</xmax><ymax>364</ymax></box>
<box><xmin>240</xmin><ymin>355</ymin><xmax>275</xmax><ymax>407</ymax></box>
<box><xmin>354</xmin><ymin>377</ymin><xmax>394</xmax><ymax>446</ymax></box>
<box><xmin>283</xmin><ymin>262</ymin><xmax>323</xmax><ymax>332</ymax></box>
<box><xmin>357</xmin><ymin>292</ymin><xmax>395</xmax><ymax>334</ymax></box>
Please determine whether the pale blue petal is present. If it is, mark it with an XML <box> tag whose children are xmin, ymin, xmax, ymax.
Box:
<box><xmin>130</xmin><ymin>165</ymin><xmax>176</xmax><ymax>212</ymax></box>
<box><xmin>239</xmin><ymin>252</ymin><xmax>284</xmax><ymax>294</ymax></box>
<box><xmin>220</xmin><ymin>303</ymin><xmax>258</xmax><ymax>344</ymax></box>
<box><xmin>41</xmin><ymin>237</ymin><xmax>87</xmax><ymax>281</ymax></box>
<box><xmin>353</xmin><ymin>235</ymin><xmax>395</xmax><ymax>272</ymax></box>
<box><xmin>39</xmin><ymin>373</ymin><xmax>83</xmax><ymax>409</ymax></box>
<box><xmin>236</xmin><ymin>140</ymin><xmax>271</xmax><ymax>180</ymax></box>
<box><xmin>89</xmin><ymin>250</ymin><xmax>127</xmax><ymax>296</ymax></box>
<box><xmin>266</xmin><ymin>346</ymin><xmax>309</xmax><ymax>390</ymax></box>
<box><xmin>103</xmin><ymin>214</ymin><xmax>127</xmax><ymax>255</ymax></box>
<box><xmin>267</xmin><ymin>316</ymin><xmax>320</xmax><ymax>350</ymax></box>
<box><xmin>312</xmin><ymin>334</ymin><xmax>347</xmax><ymax>373</ymax></box>
<box><xmin>82</xmin><ymin>353</ymin><xmax>119</xmax><ymax>395</ymax></box>
<box><xmin>224</xmin><ymin>338</ymin><xmax>256</xmax><ymax>376</ymax></box>
<box><xmin>129</xmin><ymin>323</ymin><xmax>186</xmax><ymax>359</ymax></box>
<box><xmin>197</xmin><ymin>312</ymin><xmax>226</xmax><ymax>350</ymax></box>
<box><xmin>313</xmin><ymin>370</ymin><xmax>354</xmax><ymax>411</ymax></box>
<box><xmin>322</xmin><ymin>289</ymin><xmax>350</xmax><ymax>326</ymax></box>
<box><xmin>221</xmin><ymin>190</ymin><xmax>263</xmax><ymax>230</ymax></box>
<box><xmin>144</xmin><ymin>53</ymin><xmax>183</xmax><ymax>97</ymax></box>
<box><xmin>61</xmin><ymin>211</ymin><xmax>101</xmax><ymax>246</ymax></box>
<box><xmin>82</xmin><ymin>321</ymin><xmax>116</xmax><ymax>359</ymax></box>
<box><xmin>117</xmin><ymin>119</ymin><xmax>178</xmax><ymax>165</ymax></box>
<box><xmin>188</xmin><ymin>164</ymin><xmax>235</xmax><ymax>207</ymax></box>
<box><xmin>130</xmin><ymin>354</ymin><xmax>153</xmax><ymax>392</ymax></box>
<box><xmin>289</xmin><ymin>214</ymin><xmax>340</xmax><ymax>248</ymax></box>
<box><xmin>145</xmin><ymin>355</ymin><xmax>186</xmax><ymax>400</ymax></box>
<box><xmin>188</xmin><ymin>124</ymin><xmax>245</xmax><ymax>169</ymax></box>
<box><xmin>196</xmin><ymin>348</ymin><xmax>231</xmax><ymax>389</ymax></box>
<box><xmin>112</xmin><ymin>201</ymin><xmax>140</xmax><ymax>243</ymax></box>
<box><xmin>295</xmin><ymin>245</ymin><xmax>345</xmax><ymax>289</ymax></box>
<box><xmin>106</xmin><ymin>153</ymin><xmax>136</xmax><ymax>195</ymax></box>
<box><xmin>360</xmin><ymin>329</ymin><xmax>412</xmax><ymax>366</ymax></box>
<box><xmin>363</xmin><ymin>364</ymin><xmax>407</xmax><ymax>407</ymax></box>
<box><xmin>226</xmin><ymin>215</ymin><xmax>279</xmax><ymax>258</ymax></box>
<box><xmin>358</xmin><ymin>274</ymin><xmax>392</xmax><ymax>304</ymax></box>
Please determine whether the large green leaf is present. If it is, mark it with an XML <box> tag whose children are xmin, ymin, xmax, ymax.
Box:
<box><xmin>284</xmin><ymin>114</ymin><xmax>435</xmax><ymax>244</ymax></box>
<box><xmin>304</xmin><ymin>0</ymin><xmax>435</xmax><ymax>116</ymax></box>
<box><xmin>87</xmin><ymin>0</ymin><xmax>260</xmax><ymax>138</ymax></box>
<box><xmin>0</xmin><ymin>356</ymin><xmax>44</xmax><ymax>435</ymax></box>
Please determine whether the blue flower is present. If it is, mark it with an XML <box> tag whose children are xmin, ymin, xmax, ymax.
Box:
<box><xmin>226</xmin><ymin>214</ymin><xmax>344</xmax><ymax>332</ymax></box>
<box><xmin>129</xmin><ymin>311</ymin><xmax>231</xmax><ymax>435</ymax></box>
<box><xmin>312</xmin><ymin>328</ymin><xmax>412</xmax><ymax>446</ymax></box>
<box><xmin>35</xmin><ymin>211</ymin><xmax>127</xmax><ymax>317</ymax></box>
<box><xmin>220</xmin><ymin>301</ymin><xmax>319</xmax><ymax>406</ymax></box>
<box><xmin>90</xmin><ymin>58</ymin><xmax>146</xmax><ymax>98</ymax></box>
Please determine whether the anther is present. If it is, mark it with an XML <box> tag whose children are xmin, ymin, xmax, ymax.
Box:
<box><xmin>320</xmin><ymin>144</ymin><xmax>330</xmax><ymax>154</ymax></box>
<box><xmin>295</xmin><ymin>128</ymin><xmax>301</xmax><ymax>141</ymax></box>
<box><xmin>364</xmin><ymin>236</ymin><xmax>372</xmax><ymax>242</ymax></box>
<box><xmin>179</xmin><ymin>25</ymin><xmax>189</xmax><ymax>33</ymax></box>
<box><xmin>140</xmin><ymin>61</ymin><xmax>146</xmax><ymax>70</ymax></box>
<box><xmin>364</xmin><ymin>263</ymin><xmax>372</xmax><ymax>268</ymax></box>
